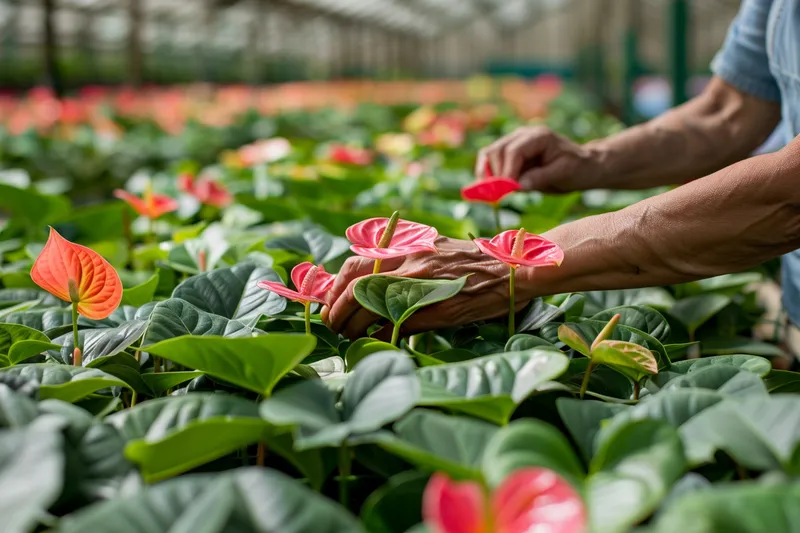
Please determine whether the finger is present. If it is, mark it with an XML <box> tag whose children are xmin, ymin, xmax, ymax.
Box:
<box><xmin>325</xmin><ymin>281</ymin><xmax>361</xmax><ymax>334</ymax></box>
<box><xmin>481</xmin><ymin>130</ymin><xmax>525</xmax><ymax>179</ymax></box>
<box><xmin>342</xmin><ymin>308</ymin><xmax>383</xmax><ymax>340</ymax></box>
<box><xmin>501</xmin><ymin>128</ymin><xmax>551</xmax><ymax>178</ymax></box>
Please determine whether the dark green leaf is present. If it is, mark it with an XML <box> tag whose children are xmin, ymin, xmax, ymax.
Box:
<box><xmin>0</xmin><ymin>364</ymin><xmax>131</xmax><ymax>403</ymax></box>
<box><xmin>120</xmin><ymin>272</ymin><xmax>159</xmax><ymax>308</ymax></box>
<box><xmin>142</xmin><ymin>298</ymin><xmax>253</xmax><ymax>345</ymax></box>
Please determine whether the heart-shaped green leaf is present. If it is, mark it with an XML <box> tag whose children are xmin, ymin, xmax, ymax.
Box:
<box><xmin>551</xmin><ymin>320</ymin><xmax>671</xmax><ymax>369</ymax></box>
<box><xmin>583</xmin><ymin>288</ymin><xmax>675</xmax><ymax>315</ymax></box>
<box><xmin>375</xmin><ymin>409</ymin><xmax>499</xmax><ymax>481</ymax></box>
<box><xmin>0</xmin><ymin>323</ymin><xmax>59</xmax><ymax>365</ymax></box>
<box><xmin>108</xmin><ymin>393</ymin><xmax>268</xmax><ymax>482</ymax></box>
<box><xmin>354</xmin><ymin>275</ymin><xmax>467</xmax><ymax>328</ymax></box>
<box><xmin>517</xmin><ymin>293</ymin><xmax>584</xmax><ymax>332</ymax></box>
<box><xmin>417</xmin><ymin>348</ymin><xmax>569</xmax><ymax>425</ymax></box>
<box><xmin>668</xmin><ymin>294</ymin><xmax>731</xmax><ymax>334</ymax></box>
<box><xmin>172</xmin><ymin>263</ymin><xmax>286</xmax><ymax>325</ymax></box>
<box><xmin>345</xmin><ymin>338</ymin><xmax>399</xmax><ymax>371</ymax></box>
<box><xmin>592</xmin><ymin>305</ymin><xmax>671</xmax><ymax>343</ymax></box>
<box><xmin>57</xmin><ymin>468</ymin><xmax>365</xmax><ymax>533</ymax></box>
<box><xmin>0</xmin><ymin>364</ymin><xmax>131</xmax><ymax>403</ymax></box>
<box><xmin>587</xmin><ymin>419</ymin><xmax>686</xmax><ymax>533</ymax></box>
<box><xmin>504</xmin><ymin>334</ymin><xmax>554</xmax><ymax>352</ymax></box>
<box><xmin>141</xmin><ymin>371</ymin><xmax>205</xmax><ymax>394</ymax></box>
<box><xmin>481</xmin><ymin>418</ymin><xmax>585</xmax><ymax>489</ymax></box>
<box><xmin>120</xmin><ymin>272</ymin><xmax>159</xmax><ymax>307</ymax></box>
<box><xmin>266</xmin><ymin>227</ymin><xmax>351</xmax><ymax>264</ymax></box>
<box><xmin>142</xmin><ymin>298</ymin><xmax>253</xmax><ymax>345</ymax></box>
<box><xmin>557</xmin><ymin>398</ymin><xmax>629</xmax><ymax>461</ymax></box>
<box><xmin>50</xmin><ymin>320</ymin><xmax>148</xmax><ymax>365</ymax></box>
<box><xmin>261</xmin><ymin>351</ymin><xmax>419</xmax><ymax>449</ymax></box>
<box><xmin>0</xmin><ymin>418</ymin><xmax>65</xmax><ymax>533</ymax></box>
<box><xmin>591</xmin><ymin>340</ymin><xmax>658</xmax><ymax>382</ymax></box>
<box><xmin>1</xmin><ymin>308</ymin><xmax>73</xmax><ymax>338</ymax></box>
<box><xmin>144</xmin><ymin>334</ymin><xmax>316</xmax><ymax>396</ymax></box>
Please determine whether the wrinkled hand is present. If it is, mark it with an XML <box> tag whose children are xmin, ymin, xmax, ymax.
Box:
<box><xmin>321</xmin><ymin>237</ymin><xmax>528</xmax><ymax>339</ymax></box>
<box><xmin>477</xmin><ymin>126</ymin><xmax>603</xmax><ymax>193</ymax></box>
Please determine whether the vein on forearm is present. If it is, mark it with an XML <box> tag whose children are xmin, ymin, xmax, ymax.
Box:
<box><xmin>586</xmin><ymin>78</ymin><xmax>781</xmax><ymax>190</ymax></box>
<box><xmin>529</xmin><ymin>139</ymin><xmax>800</xmax><ymax>297</ymax></box>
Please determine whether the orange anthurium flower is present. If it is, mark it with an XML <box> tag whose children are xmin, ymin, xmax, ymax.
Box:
<box><xmin>113</xmin><ymin>183</ymin><xmax>178</xmax><ymax>219</ymax></box>
<box><xmin>30</xmin><ymin>227</ymin><xmax>123</xmax><ymax>320</ymax></box>
<box><xmin>423</xmin><ymin>469</ymin><xmax>586</xmax><ymax>533</ymax></box>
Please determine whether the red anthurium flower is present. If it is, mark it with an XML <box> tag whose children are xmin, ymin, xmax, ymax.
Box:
<box><xmin>329</xmin><ymin>144</ymin><xmax>373</xmax><ymax>166</ymax></box>
<box><xmin>347</xmin><ymin>217</ymin><xmax>438</xmax><ymax>260</ymax></box>
<box><xmin>113</xmin><ymin>183</ymin><xmax>178</xmax><ymax>219</ymax></box>
<box><xmin>257</xmin><ymin>262</ymin><xmax>335</xmax><ymax>306</ymax></box>
<box><xmin>30</xmin><ymin>227</ymin><xmax>123</xmax><ymax>320</ymax></box>
<box><xmin>179</xmin><ymin>174</ymin><xmax>233</xmax><ymax>208</ymax></box>
<box><xmin>474</xmin><ymin>229</ymin><xmax>564</xmax><ymax>269</ymax></box>
<box><xmin>424</xmin><ymin>469</ymin><xmax>586</xmax><ymax>533</ymax></box>
<box><xmin>461</xmin><ymin>161</ymin><xmax>521</xmax><ymax>206</ymax></box>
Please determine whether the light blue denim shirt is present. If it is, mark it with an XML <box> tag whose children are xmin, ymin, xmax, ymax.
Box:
<box><xmin>711</xmin><ymin>0</ymin><xmax>800</xmax><ymax>325</ymax></box>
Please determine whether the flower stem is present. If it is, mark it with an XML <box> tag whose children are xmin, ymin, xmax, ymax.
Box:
<box><xmin>579</xmin><ymin>360</ymin><xmax>596</xmax><ymax>399</ymax></box>
<box><xmin>391</xmin><ymin>324</ymin><xmax>401</xmax><ymax>346</ymax></box>
<box><xmin>493</xmin><ymin>204</ymin><xmax>502</xmax><ymax>233</ymax></box>
<box><xmin>131</xmin><ymin>390</ymin><xmax>138</xmax><ymax>408</ymax></box>
<box><xmin>633</xmin><ymin>381</ymin><xmax>641</xmax><ymax>401</ymax></box>
<box><xmin>373</xmin><ymin>259</ymin><xmax>382</xmax><ymax>275</ymax></box>
<box><xmin>304</xmin><ymin>302</ymin><xmax>312</xmax><ymax>335</ymax></box>
<box><xmin>71</xmin><ymin>301</ymin><xmax>80</xmax><ymax>365</ymax></box>
<box><xmin>257</xmin><ymin>442</ymin><xmax>266</xmax><ymax>467</ymax></box>
<box><xmin>338</xmin><ymin>444</ymin><xmax>351</xmax><ymax>507</ymax></box>
<box><xmin>508</xmin><ymin>265</ymin><xmax>516</xmax><ymax>338</ymax></box>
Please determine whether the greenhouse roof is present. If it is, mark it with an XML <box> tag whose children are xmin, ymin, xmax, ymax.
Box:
<box><xmin>7</xmin><ymin>0</ymin><xmax>574</xmax><ymax>38</ymax></box>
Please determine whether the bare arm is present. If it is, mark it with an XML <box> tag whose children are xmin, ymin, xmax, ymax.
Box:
<box><xmin>525</xmin><ymin>135</ymin><xmax>800</xmax><ymax>296</ymax></box>
<box><xmin>586</xmin><ymin>77</ymin><xmax>782</xmax><ymax>189</ymax></box>
<box><xmin>480</xmin><ymin>77</ymin><xmax>781</xmax><ymax>192</ymax></box>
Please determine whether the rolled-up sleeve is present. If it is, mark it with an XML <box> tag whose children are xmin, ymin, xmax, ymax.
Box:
<box><xmin>711</xmin><ymin>0</ymin><xmax>781</xmax><ymax>102</ymax></box>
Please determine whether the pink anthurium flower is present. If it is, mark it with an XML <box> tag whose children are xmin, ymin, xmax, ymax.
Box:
<box><xmin>113</xmin><ymin>183</ymin><xmax>178</xmax><ymax>220</ymax></box>
<box><xmin>473</xmin><ymin>228</ymin><xmax>563</xmax><ymax>337</ymax></box>
<box><xmin>461</xmin><ymin>162</ymin><xmax>521</xmax><ymax>232</ymax></box>
<box><xmin>258</xmin><ymin>262</ymin><xmax>335</xmax><ymax>334</ymax></box>
<box><xmin>178</xmin><ymin>173</ymin><xmax>233</xmax><ymax>208</ymax></box>
<box><xmin>329</xmin><ymin>144</ymin><xmax>373</xmax><ymax>166</ymax></box>
<box><xmin>30</xmin><ymin>228</ymin><xmax>123</xmax><ymax>363</ymax></box>
<box><xmin>424</xmin><ymin>469</ymin><xmax>586</xmax><ymax>533</ymax></box>
<box><xmin>347</xmin><ymin>213</ymin><xmax>438</xmax><ymax>273</ymax></box>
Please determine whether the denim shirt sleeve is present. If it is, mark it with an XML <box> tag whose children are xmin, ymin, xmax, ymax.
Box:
<box><xmin>711</xmin><ymin>0</ymin><xmax>782</xmax><ymax>102</ymax></box>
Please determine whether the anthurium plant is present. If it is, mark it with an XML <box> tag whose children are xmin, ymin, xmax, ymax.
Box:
<box><xmin>0</xmin><ymin>81</ymin><xmax>792</xmax><ymax>533</ymax></box>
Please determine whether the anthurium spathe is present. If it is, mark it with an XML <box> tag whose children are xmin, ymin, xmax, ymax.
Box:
<box><xmin>113</xmin><ymin>183</ymin><xmax>179</xmax><ymax>220</ymax></box>
<box><xmin>30</xmin><ymin>228</ymin><xmax>123</xmax><ymax>362</ymax></box>
<box><xmin>474</xmin><ymin>228</ymin><xmax>563</xmax><ymax>337</ymax></box>
<box><xmin>423</xmin><ymin>469</ymin><xmax>586</xmax><ymax>533</ymax></box>
<box><xmin>258</xmin><ymin>262</ymin><xmax>335</xmax><ymax>334</ymax></box>
<box><xmin>346</xmin><ymin>212</ymin><xmax>438</xmax><ymax>273</ymax></box>
<box><xmin>178</xmin><ymin>173</ymin><xmax>233</xmax><ymax>208</ymax></box>
<box><xmin>328</xmin><ymin>144</ymin><xmax>373</xmax><ymax>166</ymax></box>
<box><xmin>461</xmin><ymin>162</ymin><xmax>521</xmax><ymax>232</ymax></box>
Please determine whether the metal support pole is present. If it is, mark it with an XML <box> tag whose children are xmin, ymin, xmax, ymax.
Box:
<box><xmin>42</xmin><ymin>0</ymin><xmax>63</xmax><ymax>96</ymax></box>
<box><xmin>128</xmin><ymin>0</ymin><xmax>143</xmax><ymax>87</ymax></box>
<box><xmin>668</xmin><ymin>0</ymin><xmax>690</xmax><ymax>106</ymax></box>
<box><xmin>622</xmin><ymin>0</ymin><xmax>641</xmax><ymax>123</ymax></box>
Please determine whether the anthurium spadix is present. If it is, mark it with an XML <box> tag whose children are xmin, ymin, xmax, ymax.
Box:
<box><xmin>30</xmin><ymin>228</ymin><xmax>122</xmax><ymax>363</ymax></box>
<box><xmin>558</xmin><ymin>313</ymin><xmax>658</xmax><ymax>400</ymax></box>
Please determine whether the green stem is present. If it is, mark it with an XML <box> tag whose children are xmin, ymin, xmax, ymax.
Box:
<box><xmin>633</xmin><ymin>381</ymin><xmax>641</xmax><ymax>401</ymax></box>
<box><xmin>130</xmin><ymin>390</ymin><xmax>138</xmax><ymax>408</ymax></box>
<box><xmin>391</xmin><ymin>324</ymin><xmax>401</xmax><ymax>346</ymax></box>
<box><xmin>304</xmin><ymin>303</ymin><xmax>312</xmax><ymax>335</ymax></box>
<box><xmin>508</xmin><ymin>266</ymin><xmax>516</xmax><ymax>338</ymax></box>
<box><xmin>493</xmin><ymin>204</ymin><xmax>502</xmax><ymax>233</ymax></box>
<box><xmin>71</xmin><ymin>301</ymin><xmax>80</xmax><ymax>365</ymax></box>
<box><xmin>338</xmin><ymin>444</ymin><xmax>351</xmax><ymax>507</ymax></box>
<box><xmin>579</xmin><ymin>360</ymin><xmax>596</xmax><ymax>399</ymax></box>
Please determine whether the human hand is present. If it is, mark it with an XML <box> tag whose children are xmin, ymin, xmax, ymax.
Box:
<box><xmin>321</xmin><ymin>237</ymin><xmax>529</xmax><ymax>339</ymax></box>
<box><xmin>477</xmin><ymin>126</ymin><xmax>603</xmax><ymax>193</ymax></box>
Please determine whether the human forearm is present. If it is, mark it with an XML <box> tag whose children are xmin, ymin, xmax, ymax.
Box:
<box><xmin>585</xmin><ymin>77</ymin><xmax>781</xmax><ymax>190</ymax></box>
<box><xmin>523</xmin><ymin>137</ymin><xmax>800</xmax><ymax>296</ymax></box>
